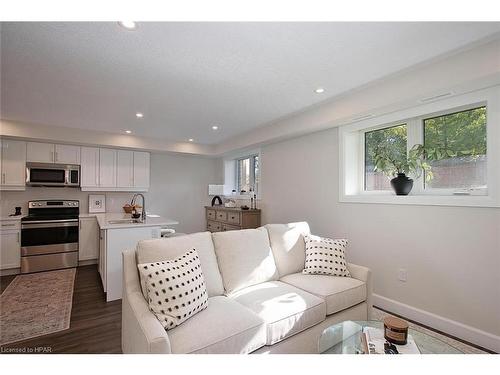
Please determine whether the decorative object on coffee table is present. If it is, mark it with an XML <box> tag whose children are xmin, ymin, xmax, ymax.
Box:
<box><xmin>319</xmin><ymin>320</ymin><xmax>462</xmax><ymax>354</ymax></box>
<box><xmin>384</xmin><ymin>316</ymin><xmax>409</xmax><ymax>345</ymax></box>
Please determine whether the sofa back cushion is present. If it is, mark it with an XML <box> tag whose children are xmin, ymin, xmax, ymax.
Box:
<box><xmin>136</xmin><ymin>231</ymin><xmax>224</xmax><ymax>297</ymax></box>
<box><xmin>264</xmin><ymin>222</ymin><xmax>311</xmax><ymax>277</ymax></box>
<box><xmin>212</xmin><ymin>228</ymin><xmax>279</xmax><ymax>295</ymax></box>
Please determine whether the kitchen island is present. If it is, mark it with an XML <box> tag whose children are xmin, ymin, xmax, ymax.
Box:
<box><xmin>89</xmin><ymin>213</ymin><xmax>178</xmax><ymax>302</ymax></box>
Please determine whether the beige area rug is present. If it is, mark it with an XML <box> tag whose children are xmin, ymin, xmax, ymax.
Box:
<box><xmin>373</xmin><ymin>307</ymin><xmax>488</xmax><ymax>354</ymax></box>
<box><xmin>0</xmin><ymin>268</ymin><xmax>76</xmax><ymax>345</ymax></box>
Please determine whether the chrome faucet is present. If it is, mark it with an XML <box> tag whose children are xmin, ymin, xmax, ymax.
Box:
<box><xmin>131</xmin><ymin>193</ymin><xmax>146</xmax><ymax>221</ymax></box>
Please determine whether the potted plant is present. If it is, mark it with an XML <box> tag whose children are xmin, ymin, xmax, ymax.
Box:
<box><xmin>372</xmin><ymin>144</ymin><xmax>434</xmax><ymax>195</ymax></box>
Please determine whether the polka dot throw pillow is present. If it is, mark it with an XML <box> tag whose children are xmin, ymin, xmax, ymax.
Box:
<box><xmin>302</xmin><ymin>235</ymin><xmax>351</xmax><ymax>277</ymax></box>
<box><xmin>138</xmin><ymin>248</ymin><xmax>208</xmax><ymax>330</ymax></box>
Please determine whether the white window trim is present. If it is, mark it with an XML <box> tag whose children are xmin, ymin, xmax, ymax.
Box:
<box><xmin>339</xmin><ymin>86</ymin><xmax>500</xmax><ymax>208</ymax></box>
<box><xmin>222</xmin><ymin>148</ymin><xmax>262</xmax><ymax>199</ymax></box>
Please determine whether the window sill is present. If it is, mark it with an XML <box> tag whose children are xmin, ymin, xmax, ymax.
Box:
<box><xmin>339</xmin><ymin>193</ymin><xmax>498</xmax><ymax>208</ymax></box>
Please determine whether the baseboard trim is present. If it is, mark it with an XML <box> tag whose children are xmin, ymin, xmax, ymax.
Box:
<box><xmin>0</xmin><ymin>268</ymin><xmax>20</xmax><ymax>276</ymax></box>
<box><xmin>373</xmin><ymin>293</ymin><xmax>500</xmax><ymax>353</ymax></box>
<box><xmin>78</xmin><ymin>259</ymin><xmax>97</xmax><ymax>266</ymax></box>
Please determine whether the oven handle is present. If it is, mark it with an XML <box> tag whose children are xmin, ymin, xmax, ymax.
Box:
<box><xmin>22</xmin><ymin>220</ymin><xmax>79</xmax><ymax>229</ymax></box>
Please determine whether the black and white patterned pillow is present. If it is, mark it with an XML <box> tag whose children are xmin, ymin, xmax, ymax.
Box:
<box><xmin>137</xmin><ymin>248</ymin><xmax>208</xmax><ymax>330</ymax></box>
<box><xmin>302</xmin><ymin>235</ymin><xmax>351</xmax><ymax>277</ymax></box>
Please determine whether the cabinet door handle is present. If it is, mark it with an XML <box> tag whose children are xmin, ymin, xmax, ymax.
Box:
<box><xmin>17</xmin><ymin>232</ymin><xmax>20</xmax><ymax>243</ymax></box>
<box><xmin>55</xmin><ymin>151</ymin><xmax>58</xmax><ymax>162</ymax></box>
<box><xmin>1</xmin><ymin>223</ymin><xmax>16</xmax><ymax>227</ymax></box>
<box><xmin>2</xmin><ymin>173</ymin><xmax>5</xmax><ymax>184</ymax></box>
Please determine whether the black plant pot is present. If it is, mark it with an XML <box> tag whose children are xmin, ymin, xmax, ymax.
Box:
<box><xmin>390</xmin><ymin>173</ymin><xmax>413</xmax><ymax>195</ymax></box>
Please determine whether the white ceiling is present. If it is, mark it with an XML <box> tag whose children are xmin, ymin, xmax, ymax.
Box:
<box><xmin>2</xmin><ymin>22</ymin><xmax>500</xmax><ymax>145</ymax></box>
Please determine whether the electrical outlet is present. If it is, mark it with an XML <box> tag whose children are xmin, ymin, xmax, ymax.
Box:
<box><xmin>398</xmin><ymin>268</ymin><xmax>407</xmax><ymax>282</ymax></box>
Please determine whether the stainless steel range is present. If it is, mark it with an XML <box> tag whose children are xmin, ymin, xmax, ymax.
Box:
<box><xmin>21</xmin><ymin>200</ymin><xmax>79</xmax><ymax>273</ymax></box>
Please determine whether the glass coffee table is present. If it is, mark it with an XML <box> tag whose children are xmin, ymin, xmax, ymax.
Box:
<box><xmin>319</xmin><ymin>321</ymin><xmax>462</xmax><ymax>354</ymax></box>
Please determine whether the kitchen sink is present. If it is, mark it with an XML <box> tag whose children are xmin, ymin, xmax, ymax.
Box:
<box><xmin>107</xmin><ymin>219</ymin><xmax>144</xmax><ymax>224</ymax></box>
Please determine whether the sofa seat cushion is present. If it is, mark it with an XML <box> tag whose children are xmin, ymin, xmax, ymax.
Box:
<box><xmin>280</xmin><ymin>273</ymin><xmax>366</xmax><ymax>315</ymax></box>
<box><xmin>230</xmin><ymin>281</ymin><xmax>326</xmax><ymax>345</ymax></box>
<box><xmin>168</xmin><ymin>296</ymin><xmax>266</xmax><ymax>354</ymax></box>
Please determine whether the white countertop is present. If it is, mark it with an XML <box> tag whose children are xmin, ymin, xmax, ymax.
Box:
<box><xmin>82</xmin><ymin>212</ymin><xmax>179</xmax><ymax>229</ymax></box>
<box><xmin>0</xmin><ymin>215</ymin><xmax>25</xmax><ymax>221</ymax></box>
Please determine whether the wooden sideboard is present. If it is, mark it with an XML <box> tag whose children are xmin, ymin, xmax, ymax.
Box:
<box><xmin>205</xmin><ymin>206</ymin><xmax>261</xmax><ymax>232</ymax></box>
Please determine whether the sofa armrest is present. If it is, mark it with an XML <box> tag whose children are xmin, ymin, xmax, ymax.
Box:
<box><xmin>347</xmin><ymin>263</ymin><xmax>373</xmax><ymax>320</ymax></box>
<box><xmin>122</xmin><ymin>250</ymin><xmax>172</xmax><ymax>354</ymax></box>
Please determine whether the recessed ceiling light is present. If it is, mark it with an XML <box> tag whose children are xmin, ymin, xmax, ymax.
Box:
<box><xmin>211</xmin><ymin>125</ymin><xmax>219</xmax><ymax>130</ymax></box>
<box><xmin>188</xmin><ymin>138</ymin><xmax>194</xmax><ymax>142</ymax></box>
<box><xmin>315</xmin><ymin>88</ymin><xmax>325</xmax><ymax>94</ymax></box>
<box><xmin>135</xmin><ymin>112</ymin><xmax>144</xmax><ymax>118</ymax></box>
<box><xmin>125</xmin><ymin>130</ymin><xmax>132</xmax><ymax>134</ymax></box>
<box><xmin>118</xmin><ymin>21</ymin><xmax>137</xmax><ymax>30</ymax></box>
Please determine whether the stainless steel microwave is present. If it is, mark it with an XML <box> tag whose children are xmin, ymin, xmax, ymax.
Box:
<box><xmin>26</xmin><ymin>162</ymin><xmax>80</xmax><ymax>187</ymax></box>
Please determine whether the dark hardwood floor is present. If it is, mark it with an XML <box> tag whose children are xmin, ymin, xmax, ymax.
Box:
<box><xmin>0</xmin><ymin>265</ymin><xmax>122</xmax><ymax>354</ymax></box>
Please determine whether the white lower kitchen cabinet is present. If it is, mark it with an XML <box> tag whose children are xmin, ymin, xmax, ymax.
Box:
<box><xmin>79</xmin><ymin>217</ymin><xmax>99</xmax><ymax>262</ymax></box>
<box><xmin>0</xmin><ymin>220</ymin><xmax>21</xmax><ymax>272</ymax></box>
<box><xmin>99</xmin><ymin>226</ymin><xmax>161</xmax><ymax>301</ymax></box>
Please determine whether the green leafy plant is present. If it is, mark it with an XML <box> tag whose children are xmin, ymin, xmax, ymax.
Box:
<box><xmin>373</xmin><ymin>143</ymin><xmax>434</xmax><ymax>181</ymax></box>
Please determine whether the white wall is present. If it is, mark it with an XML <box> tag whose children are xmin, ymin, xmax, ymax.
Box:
<box><xmin>0</xmin><ymin>152</ymin><xmax>220</xmax><ymax>234</ymax></box>
<box><xmin>258</xmin><ymin>127</ymin><xmax>500</xmax><ymax>348</ymax></box>
<box><xmin>147</xmin><ymin>152</ymin><xmax>221</xmax><ymax>233</ymax></box>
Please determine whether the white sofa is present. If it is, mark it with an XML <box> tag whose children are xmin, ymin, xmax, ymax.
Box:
<box><xmin>122</xmin><ymin>222</ymin><xmax>372</xmax><ymax>354</ymax></box>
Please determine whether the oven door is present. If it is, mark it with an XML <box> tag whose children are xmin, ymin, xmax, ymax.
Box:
<box><xmin>21</xmin><ymin>220</ymin><xmax>79</xmax><ymax>256</ymax></box>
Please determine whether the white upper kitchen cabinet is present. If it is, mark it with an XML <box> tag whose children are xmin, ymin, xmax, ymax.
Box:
<box><xmin>80</xmin><ymin>147</ymin><xmax>100</xmax><ymax>188</ymax></box>
<box><xmin>99</xmin><ymin>148</ymin><xmax>117</xmax><ymax>188</ymax></box>
<box><xmin>54</xmin><ymin>144</ymin><xmax>80</xmax><ymax>164</ymax></box>
<box><xmin>1</xmin><ymin>139</ymin><xmax>26</xmax><ymax>190</ymax></box>
<box><xmin>26</xmin><ymin>142</ymin><xmax>54</xmax><ymax>163</ymax></box>
<box><xmin>133</xmin><ymin>151</ymin><xmax>150</xmax><ymax>190</ymax></box>
<box><xmin>116</xmin><ymin>150</ymin><xmax>134</xmax><ymax>188</ymax></box>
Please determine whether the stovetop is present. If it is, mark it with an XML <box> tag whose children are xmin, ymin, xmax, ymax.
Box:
<box><xmin>23</xmin><ymin>199</ymin><xmax>80</xmax><ymax>222</ymax></box>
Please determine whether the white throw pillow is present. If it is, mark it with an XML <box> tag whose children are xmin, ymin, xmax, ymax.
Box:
<box><xmin>302</xmin><ymin>235</ymin><xmax>351</xmax><ymax>277</ymax></box>
<box><xmin>137</xmin><ymin>249</ymin><xmax>208</xmax><ymax>330</ymax></box>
